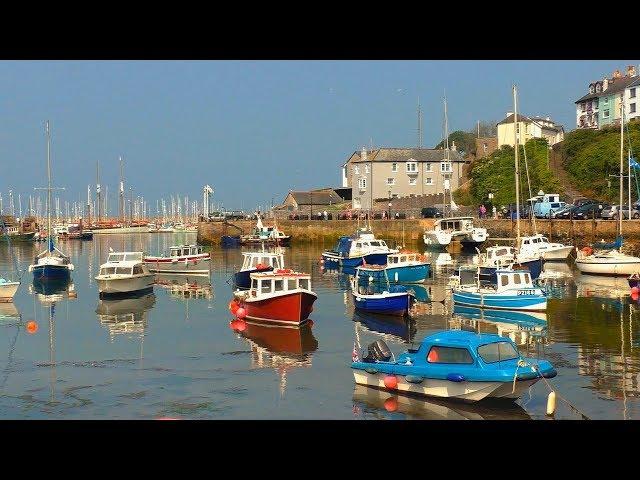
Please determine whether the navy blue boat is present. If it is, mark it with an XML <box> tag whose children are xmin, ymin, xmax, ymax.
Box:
<box><xmin>322</xmin><ymin>228</ymin><xmax>397</xmax><ymax>269</ymax></box>
<box><xmin>352</xmin><ymin>266</ymin><xmax>414</xmax><ymax>316</ymax></box>
<box><xmin>221</xmin><ymin>235</ymin><xmax>241</xmax><ymax>248</ymax></box>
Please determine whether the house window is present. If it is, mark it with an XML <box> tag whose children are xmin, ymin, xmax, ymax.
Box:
<box><xmin>631</xmin><ymin>103</ymin><xmax>637</xmax><ymax>114</ymax></box>
<box><xmin>604</xmin><ymin>109</ymin><xmax>610</xmax><ymax>117</ymax></box>
<box><xmin>594</xmin><ymin>98</ymin><xmax>599</xmax><ymax>108</ymax></box>
<box><xmin>354</xmin><ymin>165</ymin><xmax>360</xmax><ymax>175</ymax></box>
<box><xmin>409</xmin><ymin>178</ymin><xmax>417</xmax><ymax>186</ymax></box>
<box><xmin>425</xmin><ymin>163</ymin><xmax>432</xmax><ymax>172</ymax></box>
<box><xmin>441</xmin><ymin>162</ymin><xmax>452</xmax><ymax>173</ymax></box>
<box><xmin>406</xmin><ymin>161</ymin><xmax>417</xmax><ymax>173</ymax></box>
<box><xmin>365</xmin><ymin>164</ymin><xmax>370</xmax><ymax>174</ymax></box>
<box><xmin>358</xmin><ymin>178</ymin><xmax>367</xmax><ymax>190</ymax></box>
<box><xmin>603</xmin><ymin>97</ymin><xmax>608</xmax><ymax>103</ymax></box>
<box><xmin>631</xmin><ymin>88</ymin><xmax>636</xmax><ymax>99</ymax></box>
<box><xmin>391</xmin><ymin>162</ymin><xmax>398</xmax><ymax>172</ymax></box>
<box><xmin>386</xmin><ymin>178</ymin><xmax>395</xmax><ymax>186</ymax></box>
<box><xmin>581</xmin><ymin>103</ymin><xmax>586</xmax><ymax>112</ymax></box>
<box><xmin>425</xmin><ymin>177</ymin><xmax>433</xmax><ymax>185</ymax></box>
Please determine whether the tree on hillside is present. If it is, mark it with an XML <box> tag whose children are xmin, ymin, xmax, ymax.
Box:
<box><xmin>467</xmin><ymin>138</ymin><xmax>561</xmax><ymax>206</ymax></box>
<box><xmin>477</xmin><ymin>120</ymin><xmax>497</xmax><ymax>137</ymax></box>
<box><xmin>434</xmin><ymin>130</ymin><xmax>477</xmax><ymax>156</ymax></box>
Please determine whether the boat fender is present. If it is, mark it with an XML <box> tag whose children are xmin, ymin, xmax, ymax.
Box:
<box><xmin>546</xmin><ymin>391</ymin><xmax>556</xmax><ymax>416</ymax></box>
<box><xmin>384</xmin><ymin>397</ymin><xmax>398</xmax><ymax>412</ymax></box>
<box><xmin>383</xmin><ymin>375</ymin><xmax>398</xmax><ymax>390</ymax></box>
<box><xmin>236</xmin><ymin>307</ymin><xmax>246</xmax><ymax>319</ymax></box>
<box><xmin>446</xmin><ymin>373</ymin><xmax>465</xmax><ymax>383</ymax></box>
<box><xmin>405</xmin><ymin>375</ymin><xmax>423</xmax><ymax>384</ymax></box>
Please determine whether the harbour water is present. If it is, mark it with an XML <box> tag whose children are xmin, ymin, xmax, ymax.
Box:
<box><xmin>1</xmin><ymin>233</ymin><xmax>640</xmax><ymax>419</ymax></box>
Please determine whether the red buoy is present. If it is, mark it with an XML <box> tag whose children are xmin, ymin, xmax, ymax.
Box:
<box><xmin>26</xmin><ymin>321</ymin><xmax>38</xmax><ymax>334</ymax></box>
<box><xmin>383</xmin><ymin>375</ymin><xmax>398</xmax><ymax>390</ymax></box>
<box><xmin>236</xmin><ymin>307</ymin><xmax>247</xmax><ymax>319</ymax></box>
<box><xmin>229</xmin><ymin>300</ymin><xmax>240</xmax><ymax>314</ymax></box>
<box><xmin>236</xmin><ymin>319</ymin><xmax>246</xmax><ymax>332</ymax></box>
<box><xmin>632</xmin><ymin>292</ymin><xmax>639</xmax><ymax>302</ymax></box>
<box><xmin>631</xmin><ymin>286</ymin><xmax>639</xmax><ymax>295</ymax></box>
<box><xmin>384</xmin><ymin>397</ymin><xmax>398</xmax><ymax>412</ymax></box>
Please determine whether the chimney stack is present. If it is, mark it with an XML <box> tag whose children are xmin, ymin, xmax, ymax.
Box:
<box><xmin>361</xmin><ymin>146</ymin><xmax>367</xmax><ymax>160</ymax></box>
<box><xmin>451</xmin><ymin>141</ymin><xmax>457</xmax><ymax>152</ymax></box>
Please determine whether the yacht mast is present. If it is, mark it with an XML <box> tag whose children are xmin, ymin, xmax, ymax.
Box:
<box><xmin>513</xmin><ymin>86</ymin><xmax>521</xmax><ymax>243</ymax></box>
<box><xmin>46</xmin><ymin>121</ymin><xmax>52</xmax><ymax>257</ymax></box>
<box><xmin>443</xmin><ymin>95</ymin><xmax>451</xmax><ymax>217</ymax></box>
<box><xmin>619</xmin><ymin>104</ymin><xmax>625</xmax><ymax>239</ymax></box>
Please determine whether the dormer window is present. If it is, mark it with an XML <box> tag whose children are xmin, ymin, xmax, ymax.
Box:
<box><xmin>406</xmin><ymin>161</ymin><xmax>418</xmax><ymax>173</ymax></box>
<box><xmin>589</xmin><ymin>84</ymin><xmax>595</xmax><ymax>94</ymax></box>
<box><xmin>596</xmin><ymin>83</ymin><xmax>601</xmax><ymax>93</ymax></box>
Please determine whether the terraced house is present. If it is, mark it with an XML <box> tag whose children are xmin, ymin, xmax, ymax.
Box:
<box><xmin>575</xmin><ymin>65</ymin><xmax>639</xmax><ymax>129</ymax></box>
<box><xmin>341</xmin><ymin>147</ymin><xmax>466</xmax><ymax>210</ymax></box>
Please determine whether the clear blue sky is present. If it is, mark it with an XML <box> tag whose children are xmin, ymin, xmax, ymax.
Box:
<box><xmin>1</xmin><ymin>60</ymin><xmax>639</xmax><ymax>213</ymax></box>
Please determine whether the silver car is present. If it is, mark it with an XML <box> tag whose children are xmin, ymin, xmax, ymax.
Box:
<box><xmin>600</xmin><ymin>205</ymin><xmax>640</xmax><ymax>220</ymax></box>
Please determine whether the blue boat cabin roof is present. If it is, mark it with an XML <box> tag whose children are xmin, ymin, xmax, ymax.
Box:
<box><xmin>422</xmin><ymin>330</ymin><xmax>506</xmax><ymax>349</ymax></box>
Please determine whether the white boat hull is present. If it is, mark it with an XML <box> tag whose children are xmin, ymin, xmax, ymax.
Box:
<box><xmin>92</xmin><ymin>226</ymin><xmax>149</xmax><ymax>235</ymax></box>
<box><xmin>575</xmin><ymin>257</ymin><xmax>640</xmax><ymax>276</ymax></box>
<box><xmin>0</xmin><ymin>282</ymin><xmax>20</xmax><ymax>301</ymax></box>
<box><xmin>353</xmin><ymin>370</ymin><xmax>538</xmax><ymax>402</ymax></box>
<box><xmin>423</xmin><ymin>231</ymin><xmax>453</xmax><ymax>247</ymax></box>
<box><xmin>96</xmin><ymin>274</ymin><xmax>155</xmax><ymax>295</ymax></box>
<box><xmin>540</xmin><ymin>245</ymin><xmax>574</xmax><ymax>261</ymax></box>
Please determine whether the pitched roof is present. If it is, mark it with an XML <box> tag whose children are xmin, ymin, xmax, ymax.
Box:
<box><xmin>497</xmin><ymin>113</ymin><xmax>534</xmax><ymax>125</ymax></box>
<box><xmin>575</xmin><ymin>75</ymin><xmax>639</xmax><ymax>103</ymax></box>
<box><xmin>347</xmin><ymin>147</ymin><xmax>465</xmax><ymax>164</ymax></box>
<box><xmin>288</xmin><ymin>190</ymin><xmax>343</xmax><ymax>205</ymax></box>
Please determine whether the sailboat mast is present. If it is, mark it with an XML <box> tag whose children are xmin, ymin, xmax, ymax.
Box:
<box><xmin>620</xmin><ymin>104</ymin><xmax>625</xmax><ymax>238</ymax></box>
<box><xmin>46</xmin><ymin>121</ymin><xmax>52</xmax><ymax>257</ymax></box>
<box><xmin>513</xmin><ymin>86</ymin><xmax>521</xmax><ymax>242</ymax></box>
<box><xmin>443</xmin><ymin>95</ymin><xmax>450</xmax><ymax>216</ymax></box>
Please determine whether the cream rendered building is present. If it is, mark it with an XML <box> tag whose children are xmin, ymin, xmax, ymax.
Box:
<box><xmin>342</xmin><ymin>147</ymin><xmax>466</xmax><ymax>210</ymax></box>
<box><xmin>497</xmin><ymin>113</ymin><xmax>564</xmax><ymax>147</ymax></box>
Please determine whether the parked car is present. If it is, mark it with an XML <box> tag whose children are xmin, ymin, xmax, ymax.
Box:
<box><xmin>550</xmin><ymin>204</ymin><xmax>572</xmax><ymax>218</ymax></box>
<box><xmin>501</xmin><ymin>204</ymin><xmax>530</xmax><ymax>220</ymax></box>
<box><xmin>600</xmin><ymin>205</ymin><xmax>640</xmax><ymax>220</ymax></box>
<box><xmin>555</xmin><ymin>205</ymin><xmax>579</xmax><ymax>219</ymax></box>
<box><xmin>208</xmin><ymin>211</ymin><xmax>225</xmax><ymax>221</ymax></box>
<box><xmin>573</xmin><ymin>198</ymin><xmax>599</xmax><ymax>208</ymax></box>
<box><xmin>571</xmin><ymin>202</ymin><xmax>609</xmax><ymax>219</ymax></box>
<box><xmin>421</xmin><ymin>207</ymin><xmax>444</xmax><ymax>218</ymax></box>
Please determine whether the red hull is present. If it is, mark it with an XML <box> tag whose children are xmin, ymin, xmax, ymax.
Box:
<box><xmin>242</xmin><ymin>291</ymin><xmax>316</xmax><ymax>325</ymax></box>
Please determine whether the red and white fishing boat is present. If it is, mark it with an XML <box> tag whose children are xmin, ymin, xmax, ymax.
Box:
<box><xmin>232</xmin><ymin>269</ymin><xmax>317</xmax><ymax>326</ymax></box>
<box><xmin>143</xmin><ymin>244</ymin><xmax>210</xmax><ymax>274</ymax></box>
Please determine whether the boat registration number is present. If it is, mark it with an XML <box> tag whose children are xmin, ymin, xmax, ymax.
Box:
<box><xmin>517</xmin><ymin>290</ymin><xmax>535</xmax><ymax>296</ymax></box>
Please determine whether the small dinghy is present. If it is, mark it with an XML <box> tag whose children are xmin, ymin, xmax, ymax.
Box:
<box><xmin>351</xmin><ymin>266</ymin><xmax>414</xmax><ymax>316</ymax></box>
<box><xmin>351</xmin><ymin>330</ymin><xmax>557</xmax><ymax>402</ymax></box>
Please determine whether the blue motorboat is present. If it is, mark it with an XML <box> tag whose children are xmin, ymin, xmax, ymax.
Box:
<box><xmin>322</xmin><ymin>227</ymin><xmax>397</xmax><ymax>269</ymax></box>
<box><xmin>352</xmin><ymin>266</ymin><xmax>414</xmax><ymax>316</ymax></box>
<box><xmin>358</xmin><ymin>252</ymin><xmax>430</xmax><ymax>284</ymax></box>
<box><xmin>453</xmin><ymin>304</ymin><xmax>547</xmax><ymax>328</ymax></box>
<box><xmin>452</xmin><ymin>267</ymin><xmax>547</xmax><ymax>311</ymax></box>
<box><xmin>233</xmin><ymin>250</ymin><xmax>284</xmax><ymax>289</ymax></box>
<box><xmin>353</xmin><ymin>311</ymin><xmax>416</xmax><ymax>342</ymax></box>
<box><xmin>351</xmin><ymin>330</ymin><xmax>557</xmax><ymax>402</ymax></box>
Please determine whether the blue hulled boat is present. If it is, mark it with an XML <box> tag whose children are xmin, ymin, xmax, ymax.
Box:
<box><xmin>322</xmin><ymin>227</ymin><xmax>397</xmax><ymax>269</ymax></box>
<box><xmin>358</xmin><ymin>252</ymin><xmax>430</xmax><ymax>284</ymax></box>
<box><xmin>352</xmin><ymin>266</ymin><xmax>414</xmax><ymax>316</ymax></box>
<box><xmin>476</xmin><ymin>245</ymin><xmax>543</xmax><ymax>281</ymax></box>
<box><xmin>453</xmin><ymin>304</ymin><xmax>547</xmax><ymax>328</ymax></box>
<box><xmin>452</xmin><ymin>267</ymin><xmax>547</xmax><ymax>311</ymax></box>
<box><xmin>351</xmin><ymin>330</ymin><xmax>557</xmax><ymax>402</ymax></box>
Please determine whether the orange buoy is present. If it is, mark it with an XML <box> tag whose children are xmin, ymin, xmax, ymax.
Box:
<box><xmin>383</xmin><ymin>375</ymin><xmax>398</xmax><ymax>390</ymax></box>
<box><xmin>235</xmin><ymin>319</ymin><xmax>246</xmax><ymax>332</ymax></box>
<box><xmin>236</xmin><ymin>307</ymin><xmax>247</xmax><ymax>319</ymax></box>
<box><xmin>229</xmin><ymin>300</ymin><xmax>240</xmax><ymax>314</ymax></box>
<box><xmin>26</xmin><ymin>321</ymin><xmax>38</xmax><ymax>334</ymax></box>
<box><xmin>632</xmin><ymin>292</ymin><xmax>639</xmax><ymax>302</ymax></box>
<box><xmin>631</xmin><ymin>286</ymin><xmax>639</xmax><ymax>295</ymax></box>
<box><xmin>384</xmin><ymin>397</ymin><xmax>398</xmax><ymax>412</ymax></box>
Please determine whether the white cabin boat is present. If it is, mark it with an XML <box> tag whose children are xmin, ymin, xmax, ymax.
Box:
<box><xmin>95</xmin><ymin>252</ymin><xmax>154</xmax><ymax>296</ymax></box>
<box><xmin>518</xmin><ymin>234</ymin><xmax>573</xmax><ymax>261</ymax></box>
<box><xmin>144</xmin><ymin>244</ymin><xmax>210</xmax><ymax>274</ymax></box>
<box><xmin>423</xmin><ymin>217</ymin><xmax>487</xmax><ymax>248</ymax></box>
<box><xmin>0</xmin><ymin>277</ymin><xmax>20</xmax><ymax>302</ymax></box>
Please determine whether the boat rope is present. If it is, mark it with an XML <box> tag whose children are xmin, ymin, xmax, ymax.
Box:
<box><xmin>532</xmin><ymin>364</ymin><xmax>591</xmax><ymax>420</ymax></box>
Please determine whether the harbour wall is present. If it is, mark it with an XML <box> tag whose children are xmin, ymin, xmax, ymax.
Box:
<box><xmin>198</xmin><ymin>218</ymin><xmax>640</xmax><ymax>252</ymax></box>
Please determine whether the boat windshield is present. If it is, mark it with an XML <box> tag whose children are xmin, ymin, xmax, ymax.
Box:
<box><xmin>100</xmin><ymin>266</ymin><xmax>131</xmax><ymax>275</ymax></box>
<box><xmin>477</xmin><ymin>342</ymin><xmax>519</xmax><ymax>363</ymax></box>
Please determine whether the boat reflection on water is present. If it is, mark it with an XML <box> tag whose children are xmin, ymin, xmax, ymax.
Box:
<box><xmin>451</xmin><ymin>304</ymin><xmax>547</xmax><ymax>347</ymax></box>
<box><xmin>30</xmin><ymin>278</ymin><xmax>77</xmax><ymax>303</ymax></box>
<box><xmin>232</xmin><ymin>319</ymin><xmax>318</xmax><ymax>397</ymax></box>
<box><xmin>352</xmin><ymin>384</ymin><xmax>531</xmax><ymax>420</ymax></box>
<box><xmin>575</xmin><ymin>273</ymin><xmax>631</xmax><ymax>300</ymax></box>
<box><xmin>96</xmin><ymin>292</ymin><xmax>155</xmax><ymax>338</ymax></box>
<box><xmin>0</xmin><ymin>302</ymin><xmax>21</xmax><ymax>325</ymax></box>
<box><xmin>154</xmin><ymin>273</ymin><xmax>213</xmax><ymax>300</ymax></box>
<box><xmin>353</xmin><ymin>310</ymin><xmax>416</xmax><ymax>343</ymax></box>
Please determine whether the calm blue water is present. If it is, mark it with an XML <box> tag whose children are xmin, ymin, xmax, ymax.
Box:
<box><xmin>1</xmin><ymin>233</ymin><xmax>639</xmax><ymax>419</ymax></box>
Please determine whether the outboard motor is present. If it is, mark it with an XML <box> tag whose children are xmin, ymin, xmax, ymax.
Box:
<box><xmin>363</xmin><ymin>339</ymin><xmax>392</xmax><ymax>362</ymax></box>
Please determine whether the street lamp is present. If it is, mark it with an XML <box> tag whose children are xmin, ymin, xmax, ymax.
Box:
<box><xmin>388</xmin><ymin>202</ymin><xmax>392</xmax><ymax>219</ymax></box>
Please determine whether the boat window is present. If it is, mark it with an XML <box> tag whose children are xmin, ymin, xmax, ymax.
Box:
<box><xmin>356</xmin><ymin>243</ymin><xmax>362</xmax><ymax>248</ymax></box>
<box><xmin>108</xmin><ymin>253</ymin><xmax>125</xmax><ymax>262</ymax></box>
<box><xmin>100</xmin><ymin>267</ymin><xmax>116</xmax><ymax>275</ymax></box>
<box><xmin>477</xmin><ymin>342</ymin><xmax>519</xmax><ymax>363</ymax></box>
<box><xmin>380</xmin><ymin>241</ymin><xmax>387</xmax><ymax>247</ymax></box>
<box><xmin>523</xmin><ymin>273</ymin><xmax>531</xmax><ymax>284</ymax></box>
<box><xmin>171</xmin><ymin>248</ymin><xmax>179</xmax><ymax>256</ymax></box>
<box><xmin>251</xmin><ymin>278</ymin><xmax>258</xmax><ymax>290</ymax></box>
<box><xmin>288</xmin><ymin>279</ymin><xmax>297</xmax><ymax>290</ymax></box>
<box><xmin>115</xmin><ymin>267</ymin><xmax>131</xmax><ymax>275</ymax></box>
<box><xmin>133</xmin><ymin>265</ymin><xmax>143</xmax><ymax>275</ymax></box>
<box><xmin>369</xmin><ymin>241</ymin><xmax>380</xmax><ymax>246</ymax></box>
<box><xmin>426</xmin><ymin>346</ymin><xmax>474</xmax><ymax>364</ymax></box>
<box><xmin>251</xmin><ymin>257</ymin><xmax>259</xmax><ymax>267</ymax></box>
<box><xmin>500</xmin><ymin>275</ymin><xmax>509</xmax><ymax>287</ymax></box>
<box><xmin>299</xmin><ymin>278</ymin><xmax>310</xmax><ymax>290</ymax></box>
<box><xmin>274</xmin><ymin>279</ymin><xmax>284</xmax><ymax>292</ymax></box>
<box><xmin>513</xmin><ymin>274</ymin><xmax>521</xmax><ymax>285</ymax></box>
<box><xmin>183</xmin><ymin>248</ymin><xmax>189</xmax><ymax>256</ymax></box>
<box><xmin>523</xmin><ymin>240</ymin><xmax>529</xmax><ymax>245</ymax></box>
<box><xmin>261</xmin><ymin>280</ymin><xmax>271</xmax><ymax>294</ymax></box>
<box><xmin>542</xmin><ymin>237</ymin><xmax>549</xmax><ymax>243</ymax></box>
